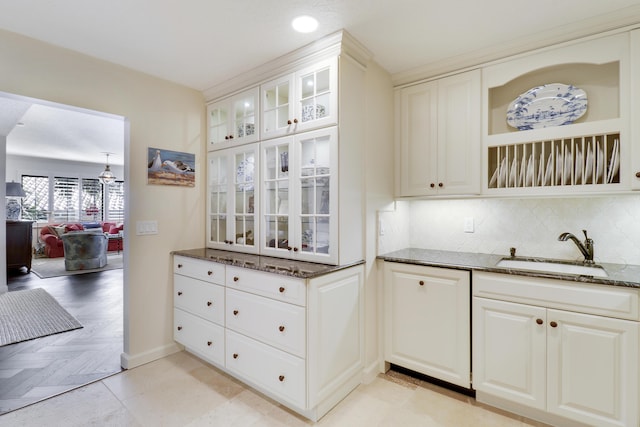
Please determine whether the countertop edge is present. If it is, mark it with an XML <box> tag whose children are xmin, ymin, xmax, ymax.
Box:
<box><xmin>377</xmin><ymin>249</ymin><xmax>640</xmax><ymax>289</ymax></box>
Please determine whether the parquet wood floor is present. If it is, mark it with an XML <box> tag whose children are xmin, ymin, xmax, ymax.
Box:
<box><xmin>1</xmin><ymin>267</ymin><xmax>123</xmax><ymax>414</ymax></box>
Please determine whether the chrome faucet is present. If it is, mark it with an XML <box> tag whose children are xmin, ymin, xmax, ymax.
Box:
<box><xmin>558</xmin><ymin>230</ymin><xmax>594</xmax><ymax>264</ymax></box>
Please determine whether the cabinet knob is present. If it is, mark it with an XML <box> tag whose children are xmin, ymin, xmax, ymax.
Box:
<box><xmin>293</xmin><ymin>118</ymin><xmax>298</xmax><ymax>124</ymax></box>
<box><xmin>438</xmin><ymin>182</ymin><xmax>443</xmax><ymax>188</ymax></box>
<box><xmin>225</xmin><ymin>136</ymin><xmax>229</xmax><ymax>140</ymax></box>
<box><xmin>636</xmin><ymin>172</ymin><xmax>640</xmax><ymax>178</ymax></box>
<box><xmin>207</xmin><ymin>341</ymin><xmax>212</xmax><ymax>346</ymax></box>
<box><xmin>430</xmin><ymin>183</ymin><xmax>435</xmax><ymax>188</ymax></box>
<box><xmin>207</xmin><ymin>270</ymin><xmax>213</xmax><ymax>276</ymax></box>
<box><xmin>278</xmin><ymin>375</ymin><xmax>285</xmax><ymax>382</ymax></box>
<box><xmin>207</xmin><ymin>301</ymin><xmax>212</xmax><ymax>307</ymax></box>
<box><xmin>177</xmin><ymin>264</ymin><xmax>183</xmax><ymax>268</ymax></box>
<box><xmin>287</xmin><ymin>119</ymin><xmax>292</xmax><ymax>125</ymax></box>
<box><xmin>287</xmin><ymin>246</ymin><xmax>293</xmax><ymax>251</ymax></box>
<box><xmin>550</xmin><ymin>321</ymin><xmax>558</xmax><ymax>328</ymax></box>
<box><xmin>177</xmin><ymin>291</ymin><xmax>183</xmax><ymax>296</ymax></box>
<box><xmin>279</xmin><ymin>286</ymin><xmax>285</xmax><ymax>293</ymax></box>
<box><xmin>233</xmin><ymin>276</ymin><xmax>239</xmax><ymax>282</ymax></box>
<box><xmin>233</xmin><ymin>353</ymin><xmax>238</xmax><ymax>359</ymax></box>
<box><xmin>177</xmin><ymin>326</ymin><xmax>182</xmax><ymax>331</ymax></box>
<box><xmin>536</xmin><ymin>318</ymin><xmax>543</xmax><ymax>325</ymax></box>
<box><xmin>293</xmin><ymin>247</ymin><xmax>299</xmax><ymax>252</ymax></box>
<box><xmin>229</xmin><ymin>135</ymin><xmax>234</xmax><ymax>139</ymax></box>
<box><xmin>233</xmin><ymin>309</ymin><xmax>239</xmax><ymax>316</ymax></box>
<box><xmin>279</xmin><ymin>325</ymin><xmax>285</xmax><ymax>332</ymax></box>
<box><xmin>418</xmin><ymin>280</ymin><xmax>424</xmax><ymax>286</ymax></box>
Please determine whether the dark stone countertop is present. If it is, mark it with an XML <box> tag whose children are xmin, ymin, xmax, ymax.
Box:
<box><xmin>171</xmin><ymin>248</ymin><xmax>364</xmax><ymax>280</ymax></box>
<box><xmin>377</xmin><ymin>248</ymin><xmax>640</xmax><ymax>289</ymax></box>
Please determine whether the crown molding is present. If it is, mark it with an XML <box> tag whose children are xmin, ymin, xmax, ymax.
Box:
<box><xmin>202</xmin><ymin>30</ymin><xmax>372</xmax><ymax>102</ymax></box>
<box><xmin>392</xmin><ymin>5</ymin><xmax>640</xmax><ymax>87</ymax></box>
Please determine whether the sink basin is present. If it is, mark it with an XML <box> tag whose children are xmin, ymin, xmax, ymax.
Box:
<box><xmin>496</xmin><ymin>258</ymin><xmax>608</xmax><ymax>278</ymax></box>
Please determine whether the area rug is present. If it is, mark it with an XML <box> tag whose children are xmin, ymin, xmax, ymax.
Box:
<box><xmin>31</xmin><ymin>253</ymin><xmax>123</xmax><ymax>279</ymax></box>
<box><xmin>0</xmin><ymin>288</ymin><xmax>83</xmax><ymax>346</ymax></box>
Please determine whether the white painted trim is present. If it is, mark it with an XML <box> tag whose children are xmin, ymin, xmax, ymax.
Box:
<box><xmin>119</xmin><ymin>342</ymin><xmax>182</xmax><ymax>369</ymax></box>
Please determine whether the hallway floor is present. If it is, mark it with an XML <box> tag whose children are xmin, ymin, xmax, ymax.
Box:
<box><xmin>1</xmin><ymin>268</ymin><xmax>123</xmax><ymax>414</ymax></box>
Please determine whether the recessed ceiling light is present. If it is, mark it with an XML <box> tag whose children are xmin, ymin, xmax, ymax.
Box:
<box><xmin>292</xmin><ymin>15</ymin><xmax>318</xmax><ymax>33</ymax></box>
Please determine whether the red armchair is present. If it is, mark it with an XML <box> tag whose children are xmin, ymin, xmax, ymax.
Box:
<box><xmin>39</xmin><ymin>223</ymin><xmax>83</xmax><ymax>258</ymax></box>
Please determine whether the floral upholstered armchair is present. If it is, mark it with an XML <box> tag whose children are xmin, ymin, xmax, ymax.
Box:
<box><xmin>60</xmin><ymin>232</ymin><xmax>108</xmax><ymax>271</ymax></box>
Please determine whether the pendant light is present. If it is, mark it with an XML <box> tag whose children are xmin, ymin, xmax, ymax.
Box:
<box><xmin>99</xmin><ymin>153</ymin><xmax>116</xmax><ymax>185</ymax></box>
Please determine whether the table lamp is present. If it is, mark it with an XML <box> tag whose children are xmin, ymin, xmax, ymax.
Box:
<box><xmin>6</xmin><ymin>181</ymin><xmax>26</xmax><ymax>220</ymax></box>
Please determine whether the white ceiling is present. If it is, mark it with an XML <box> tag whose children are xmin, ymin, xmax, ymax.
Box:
<box><xmin>2</xmin><ymin>0</ymin><xmax>640</xmax><ymax>164</ymax></box>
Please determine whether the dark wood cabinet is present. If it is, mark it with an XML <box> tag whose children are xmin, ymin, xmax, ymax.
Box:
<box><xmin>7</xmin><ymin>220</ymin><xmax>33</xmax><ymax>272</ymax></box>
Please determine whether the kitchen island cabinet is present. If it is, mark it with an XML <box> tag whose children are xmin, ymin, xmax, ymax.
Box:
<box><xmin>173</xmin><ymin>253</ymin><xmax>364</xmax><ymax>421</ymax></box>
<box><xmin>383</xmin><ymin>262</ymin><xmax>470</xmax><ymax>388</ymax></box>
<box><xmin>473</xmin><ymin>271</ymin><xmax>639</xmax><ymax>427</ymax></box>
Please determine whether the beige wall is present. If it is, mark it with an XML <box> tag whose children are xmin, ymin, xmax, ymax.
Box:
<box><xmin>0</xmin><ymin>29</ymin><xmax>205</xmax><ymax>367</ymax></box>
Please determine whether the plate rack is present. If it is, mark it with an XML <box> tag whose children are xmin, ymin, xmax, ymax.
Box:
<box><xmin>487</xmin><ymin>132</ymin><xmax>620</xmax><ymax>189</ymax></box>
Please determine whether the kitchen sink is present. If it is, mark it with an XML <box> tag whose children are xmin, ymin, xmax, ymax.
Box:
<box><xmin>496</xmin><ymin>258</ymin><xmax>608</xmax><ymax>278</ymax></box>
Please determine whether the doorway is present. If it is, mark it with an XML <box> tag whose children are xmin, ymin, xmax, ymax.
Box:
<box><xmin>1</xmin><ymin>92</ymin><xmax>127</xmax><ymax>414</ymax></box>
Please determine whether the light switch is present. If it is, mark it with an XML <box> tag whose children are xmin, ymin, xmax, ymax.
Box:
<box><xmin>136</xmin><ymin>220</ymin><xmax>158</xmax><ymax>235</ymax></box>
<box><xmin>464</xmin><ymin>217</ymin><xmax>474</xmax><ymax>233</ymax></box>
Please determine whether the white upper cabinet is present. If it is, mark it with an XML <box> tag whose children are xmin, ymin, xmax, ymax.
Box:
<box><xmin>261</xmin><ymin>57</ymin><xmax>338</xmax><ymax>140</ymax></box>
<box><xmin>208</xmin><ymin>87</ymin><xmax>260</xmax><ymax>151</ymax></box>
<box><xmin>482</xmin><ymin>33</ymin><xmax>630</xmax><ymax>194</ymax></box>
<box><xmin>260</xmin><ymin>128</ymin><xmax>338</xmax><ymax>264</ymax></box>
<box><xmin>206</xmin><ymin>143</ymin><xmax>259</xmax><ymax>253</ymax></box>
<box><xmin>396</xmin><ymin>69</ymin><xmax>481</xmax><ymax>197</ymax></box>
<box><xmin>630</xmin><ymin>29</ymin><xmax>640</xmax><ymax>190</ymax></box>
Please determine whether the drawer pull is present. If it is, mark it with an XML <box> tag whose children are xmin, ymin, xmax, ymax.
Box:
<box><xmin>177</xmin><ymin>264</ymin><xmax>183</xmax><ymax>268</ymax></box>
<box><xmin>536</xmin><ymin>318</ymin><xmax>543</xmax><ymax>325</ymax></box>
<box><xmin>177</xmin><ymin>291</ymin><xmax>183</xmax><ymax>296</ymax></box>
<box><xmin>233</xmin><ymin>310</ymin><xmax>239</xmax><ymax>316</ymax></box>
<box><xmin>418</xmin><ymin>280</ymin><xmax>424</xmax><ymax>286</ymax></box>
<box><xmin>279</xmin><ymin>286</ymin><xmax>285</xmax><ymax>293</ymax></box>
<box><xmin>207</xmin><ymin>301</ymin><xmax>212</xmax><ymax>307</ymax></box>
<box><xmin>278</xmin><ymin>375</ymin><xmax>285</xmax><ymax>382</ymax></box>
<box><xmin>177</xmin><ymin>326</ymin><xmax>182</xmax><ymax>331</ymax></box>
<box><xmin>207</xmin><ymin>270</ymin><xmax>213</xmax><ymax>276</ymax></box>
<box><xmin>279</xmin><ymin>325</ymin><xmax>285</xmax><ymax>332</ymax></box>
<box><xmin>550</xmin><ymin>321</ymin><xmax>558</xmax><ymax>328</ymax></box>
<box><xmin>233</xmin><ymin>276</ymin><xmax>239</xmax><ymax>282</ymax></box>
<box><xmin>233</xmin><ymin>353</ymin><xmax>239</xmax><ymax>359</ymax></box>
<box><xmin>207</xmin><ymin>341</ymin><xmax>212</xmax><ymax>346</ymax></box>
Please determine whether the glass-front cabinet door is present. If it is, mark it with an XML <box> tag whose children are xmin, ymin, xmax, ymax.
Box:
<box><xmin>207</xmin><ymin>144</ymin><xmax>259</xmax><ymax>253</ymax></box>
<box><xmin>261</xmin><ymin>127</ymin><xmax>337</xmax><ymax>264</ymax></box>
<box><xmin>260</xmin><ymin>57</ymin><xmax>337</xmax><ymax>140</ymax></box>
<box><xmin>208</xmin><ymin>87</ymin><xmax>259</xmax><ymax>151</ymax></box>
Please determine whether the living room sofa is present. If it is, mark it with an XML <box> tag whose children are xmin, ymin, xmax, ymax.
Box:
<box><xmin>40</xmin><ymin>222</ymin><xmax>123</xmax><ymax>258</ymax></box>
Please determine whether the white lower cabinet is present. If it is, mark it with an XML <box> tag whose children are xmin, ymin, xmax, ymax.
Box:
<box><xmin>473</xmin><ymin>271</ymin><xmax>639</xmax><ymax>427</ymax></box>
<box><xmin>383</xmin><ymin>262</ymin><xmax>471</xmax><ymax>388</ymax></box>
<box><xmin>173</xmin><ymin>255</ymin><xmax>364</xmax><ymax>421</ymax></box>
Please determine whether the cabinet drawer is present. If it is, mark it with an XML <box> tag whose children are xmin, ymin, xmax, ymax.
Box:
<box><xmin>226</xmin><ymin>329</ymin><xmax>305</xmax><ymax>409</ymax></box>
<box><xmin>174</xmin><ymin>255</ymin><xmax>225</xmax><ymax>285</ymax></box>
<box><xmin>226</xmin><ymin>288</ymin><xmax>306</xmax><ymax>357</ymax></box>
<box><xmin>174</xmin><ymin>274</ymin><xmax>225</xmax><ymax>325</ymax></box>
<box><xmin>174</xmin><ymin>308</ymin><xmax>225</xmax><ymax>367</ymax></box>
<box><xmin>226</xmin><ymin>266</ymin><xmax>306</xmax><ymax>306</ymax></box>
<box><xmin>473</xmin><ymin>271</ymin><xmax>640</xmax><ymax>320</ymax></box>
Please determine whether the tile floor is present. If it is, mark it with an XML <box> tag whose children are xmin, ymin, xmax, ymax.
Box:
<box><xmin>0</xmin><ymin>351</ymin><xmax>549</xmax><ymax>426</ymax></box>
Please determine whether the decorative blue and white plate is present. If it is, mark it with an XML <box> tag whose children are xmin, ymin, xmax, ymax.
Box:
<box><xmin>236</xmin><ymin>157</ymin><xmax>254</xmax><ymax>191</ymax></box>
<box><xmin>506</xmin><ymin>83</ymin><xmax>587</xmax><ymax>130</ymax></box>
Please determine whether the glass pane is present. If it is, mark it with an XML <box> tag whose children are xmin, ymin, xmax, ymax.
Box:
<box><xmin>301</xmin><ymin>73</ymin><xmax>314</xmax><ymax>99</ymax></box>
<box><xmin>319</xmin><ymin>185</ymin><xmax>330</xmax><ymax>214</ymax></box>
<box><xmin>265</xmin><ymin>216</ymin><xmax>277</xmax><ymax>247</ymax></box>
<box><xmin>316</xmin><ymin>218</ymin><xmax>330</xmax><ymax>253</ymax></box>
<box><xmin>278</xmin><ymin>188</ymin><xmax>289</xmax><ymax>215</ymax></box>
<box><xmin>277</xmin><ymin>83</ymin><xmax>289</xmax><ymax>106</ymax></box>
<box><xmin>219</xmin><ymin>190</ymin><xmax>227</xmax><ymax>213</ymax></box>
<box><xmin>265</xmin><ymin>181</ymin><xmax>277</xmax><ymax>215</ymax></box>
<box><xmin>316</xmin><ymin>68</ymin><xmax>330</xmax><ymax>94</ymax></box>
<box><xmin>210</xmin><ymin>192</ymin><xmax>219</xmax><ymax>213</ymax></box>
<box><xmin>264</xmin><ymin>110</ymin><xmax>276</xmax><ymax>133</ymax></box>
<box><xmin>219</xmin><ymin>216</ymin><xmax>227</xmax><ymax>242</ymax></box>
<box><xmin>300</xmin><ymin>178</ymin><xmax>314</xmax><ymax>215</ymax></box>
<box><xmin>235</xmin><ymin>97</ymin><xmax>256</xmax><ymax>138</ymax></box>
<box><xmin>265</xmin><ymin>87</ymin><xmax>277</xmax><ymax>109</ymax></box>
<box><xmin>301</xmin><ymin>218</ymin><xmax>314</xmax><ymax>253</ymax></box>
<box><xmin>210</xmin><ymin>217</ymin><xmax>218</xmax><ymax>241</ymax></box>
<box><xmin>265</xmin><ymin>146</ymin><xmax>277</xmax><ymax>180</ymax></box>
<box><xmin>235</xmin><ymin>189</ymin><xmax>244</xmax><ymax>214</ymax></box>
<box><xmin>315</xmin><ymin>92</ymin><xmax>329</xmax><ymax>120</ymax></box>
<box><xmin>277</xmin><ymin>106</ymin><xmax>290</xmax><ymax>128</ymax></box>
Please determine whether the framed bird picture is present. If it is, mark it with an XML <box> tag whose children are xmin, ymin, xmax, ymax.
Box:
<box><xmin>147</xmin><ymin>147</ymin><xmax>195</xmax><ymax>187</ymax></box>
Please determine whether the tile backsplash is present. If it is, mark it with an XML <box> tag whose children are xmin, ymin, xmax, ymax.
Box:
<box><xmin>378</xmin><ymin>195</ymin><xmax>640</xmax><ymax>265</ymax></box>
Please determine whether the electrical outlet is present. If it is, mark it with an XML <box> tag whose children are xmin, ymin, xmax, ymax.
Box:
<box><xmin>136</xmin><ymin>220</ymin><xmax>158</xmax><ymax>235</ymax></box>
<box><xmin>464</xmin><ymin>217</ymin><xmax>474</xmax><ymax>233</ymax></box>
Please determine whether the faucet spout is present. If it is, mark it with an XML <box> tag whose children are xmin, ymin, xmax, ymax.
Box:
<box><xmin>558</xmin><ymin>230</ymin><xmax>594</xmax><ymax>264</ymax></box>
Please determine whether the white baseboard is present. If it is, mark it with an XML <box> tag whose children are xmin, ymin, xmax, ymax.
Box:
<box><xmin>120</xmin><ymin>342</ymin><xmax>182</xmax><ymax>369</ymax></box>
<box><xmin>362</xmin><ymin>359</ymin><xmax>383</xmax><ymax>384</ymax></box>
